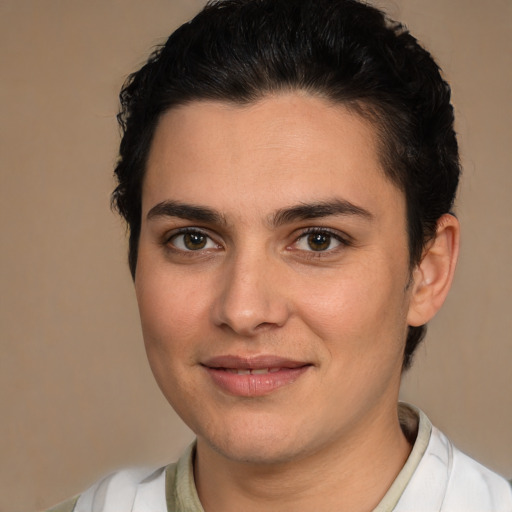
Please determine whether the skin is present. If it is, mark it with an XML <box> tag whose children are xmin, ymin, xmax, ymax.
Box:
<box><xmin>135</xmin><ymin>93</ymin><xmax>459</xmax><ymax>511</ymax></box>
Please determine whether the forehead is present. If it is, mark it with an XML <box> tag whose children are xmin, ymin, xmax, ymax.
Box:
<box><xmin>143</xmin><ymin>93</ymin><xmax>404</xmax><ymax>221</ymax></box>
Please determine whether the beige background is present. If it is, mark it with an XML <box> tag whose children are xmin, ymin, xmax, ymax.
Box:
<box><xmin>1</xmin><ymin>1</ymin><xmax>510</xmax><ymax>510</ymax></box>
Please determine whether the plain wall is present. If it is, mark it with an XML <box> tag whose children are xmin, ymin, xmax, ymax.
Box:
<box><xmin>1</xmin><ymin>1</ymin><xmax>510</xmax><ymax>510</ymax></box>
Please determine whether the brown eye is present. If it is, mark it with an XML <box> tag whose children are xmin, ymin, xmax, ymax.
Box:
<box><xmin>183</xmin><ymin>232</ymin><xmax>207</xmax><ymax>250</ymax></box>
<box><xmin>169</xmin><ymin>230</ymin><xmax>218</xmax><ymax>251</ymax></box>
<box><xmin>307</xmin><ymin>232</ymin><xmax>332</xmax><ymax>251</ymax></box>
<box><xmin>294</xmin><ymin>230</ymin><xmax>345</xmax><ymax>253</ymax></box>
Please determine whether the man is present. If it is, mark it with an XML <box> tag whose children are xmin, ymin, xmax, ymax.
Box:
<box><xmin>48</xmin><ymin>0</ymin><xmax>512</xmax><ymax>510</ymax></box>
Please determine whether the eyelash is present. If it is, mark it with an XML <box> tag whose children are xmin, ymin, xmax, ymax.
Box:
<box><xmin>292</xmin><ymin>227</ymin><xmax>352</xmax><ymax>255</ymax></box>
<box><xmin>164</xmin><ymin>228</ymin><xmax>221</xmax><ymax>255</ymax></box>
<box><xmin>163</xmin><ymin>227</ymin><xmax>352</xmax><ymax>256</ymax></box>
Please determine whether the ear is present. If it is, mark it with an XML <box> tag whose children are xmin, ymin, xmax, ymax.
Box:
<box><xmin>407</xmin><ymin>213</ymin><xmax>460</xmax><ymax>327</ymax></box>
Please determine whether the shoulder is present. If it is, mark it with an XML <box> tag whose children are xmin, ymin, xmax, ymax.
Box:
<box><xmin>394</xmin><ymin>406</ymin><xmax>512</xmax><ymax>511</ymax></box>
<box><xmin>439</xmin><ymin>429</ymin><xmax>512</xmax><ymax>511</ymax></box>
<box><xmin>46</xmin><ymin>464</ymin><xmax>174</xmax><ymax>512</ymax></box>
<box><xmin>404</xmin><ymin>424</ymin><xmax>512</xmax><ymax>511</ymax></box>
<box><xmin>43</xmin><ymin>443</ymin><xmax>198</xmax><ymax>512</ymax></box>
<box><xmin>45</xmin><ymin>496</ymin><xmax>79</xmax><ymax>512</ymax></box>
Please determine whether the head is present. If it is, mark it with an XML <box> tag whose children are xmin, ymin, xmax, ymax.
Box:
<box><xmin>113</xmin><ymin>0</ymin><xmax>460</xmax><ymax>369</ymax></box>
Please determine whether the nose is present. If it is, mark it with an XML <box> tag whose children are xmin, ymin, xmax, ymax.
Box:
<box><xmin>211</xmin><ymin>250</ymin><xmax>291</xmax><ymax>336</ymax></box>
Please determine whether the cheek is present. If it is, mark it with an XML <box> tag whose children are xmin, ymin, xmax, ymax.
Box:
<box><xmin>296</xmin><ymin>263</ymin><xmax>410</xmax><ymax>358</ymax></box>
<box><xmin>135</xmin><ymin>263</ymin><xmax>210</xmax><ymax>365</ymax></box>
<box><xmin>135</xmin><ymin>269</ymin><xmax>210</xmax><ymax>417</ymax></box>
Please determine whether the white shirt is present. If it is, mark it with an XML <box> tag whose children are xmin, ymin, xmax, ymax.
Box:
<box><xmin>54</xmin><ymin>405</ymin><xmax>512</xmax><ymax>512</ymax></box>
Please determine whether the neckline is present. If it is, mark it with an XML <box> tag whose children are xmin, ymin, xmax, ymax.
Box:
<box><xmin>169</xmin><ymin>403</ymin><xmax>432</xmax><ymax>512</ymax></box>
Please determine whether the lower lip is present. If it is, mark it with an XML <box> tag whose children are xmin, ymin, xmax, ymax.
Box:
<box><xmin>204</xmin><ymin>366</ymin><xmax>310</xmax><ymax>397</ymax></box>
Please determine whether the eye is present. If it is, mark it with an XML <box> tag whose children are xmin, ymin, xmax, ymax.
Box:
<box><xmin>294</xmin><ymin>229</ymin><xmax>345</xmax><ymax>252</ymax></box>
<box><xmin>168</xmin><ymin>230</ymin><xmax>219</xmax><ymax>251</ymax></box>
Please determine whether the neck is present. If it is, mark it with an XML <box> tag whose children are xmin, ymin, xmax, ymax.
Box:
<box><xmin>194</xmin><ymin>402</ymin><xmax>412</xmax><ymax>512</ymax></box>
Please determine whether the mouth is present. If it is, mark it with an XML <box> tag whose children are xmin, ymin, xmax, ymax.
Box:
<box><xmin>201</xmin><ymin>355</ymin><xmax>312</xmax><ymax>397</ymax></box>
<box><xmin>223</xmin><ymin>367</ymin><xmax>282</xmax><ymax>375</ymax></box>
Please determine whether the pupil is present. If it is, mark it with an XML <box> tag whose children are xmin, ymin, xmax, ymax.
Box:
<box><xmin>308</xmin><ymin>233</ymin><xmax>330</xmax><ymax>251</ymax></box>
<box><xmin>184</xmin><ymin>233</ymin><xmax>206</xmax><ymax>250</ymax></box>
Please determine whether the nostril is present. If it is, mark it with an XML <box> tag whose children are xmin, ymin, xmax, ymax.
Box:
<box><xmin>254</xmin><ymin>321</ymin><xmax>277</xmax><ymax>331</ymax></box>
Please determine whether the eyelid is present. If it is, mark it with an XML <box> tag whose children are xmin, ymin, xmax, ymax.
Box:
<box><xmin>164</xmin><ymin>226</ymin><xmax>223</xmax><ymax>252</ymax></box>
<box><xmin>161</xmin><ymin>225</ymin><xmax>353</xmax><ymax>255</ymax></box>
<box><xmin>290</xmin><ymin>226</ymin><xmax>353</xmax><ymax>251</ymax></box>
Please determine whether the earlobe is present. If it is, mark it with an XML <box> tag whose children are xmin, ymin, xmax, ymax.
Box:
<box><xmin>407</xmin><ymin>214</ymin><xmax>460</xmax><ymax>327</ymax></box>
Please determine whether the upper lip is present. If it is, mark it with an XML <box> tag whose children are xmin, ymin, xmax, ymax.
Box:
<box><xmin>201</xmin><ymin>355</ymin><xmax>310</xmax><ymax>370</ymax></box>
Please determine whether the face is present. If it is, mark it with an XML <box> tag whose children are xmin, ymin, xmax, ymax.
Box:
<box><xmin>136</xmin><ymin>93</ymin><xmax>414</xmax><ymax>464</ymax></box>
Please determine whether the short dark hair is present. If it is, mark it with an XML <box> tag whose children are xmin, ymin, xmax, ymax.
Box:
<box><xmin>112</xmin><ymin>0</ymin><xmax>461</xmax><ymax>369</ymax></box>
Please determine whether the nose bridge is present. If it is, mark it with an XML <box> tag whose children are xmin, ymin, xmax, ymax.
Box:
<box><xmin>212</xmin><ymin>243</ymin><xmax>289</xmax><ymax>335</ymax></box>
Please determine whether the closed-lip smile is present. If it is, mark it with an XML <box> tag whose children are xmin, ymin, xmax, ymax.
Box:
<box><xmin>201</xmin><ymin>355</ymin><xmax>312</xmax><ymax>397</ymax></box>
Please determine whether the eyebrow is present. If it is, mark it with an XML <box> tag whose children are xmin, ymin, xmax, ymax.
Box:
<box><xmin>270</xmin><ymin>199</ymin><xmax>373</xmax><ymax>227</ymax></box>
<box><xmin>146</xmin><ymin>198</ymin><xmax>373</xmax><ymax>227</ymax></box>
<box><xmin>146</xmin><ymin>200</ymin><xmax>227</xmax><ymax>226</ymax></box>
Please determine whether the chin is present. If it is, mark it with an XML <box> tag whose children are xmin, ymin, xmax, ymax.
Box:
<box><xmin>197</xmin><ymin>414</ymin><xmax>322</xmax><ymax>466</ymax></box>
<box><xmin>209</xmin><ymin>437</ymin><xmax>302</xmax><ymax>465</ymax></box>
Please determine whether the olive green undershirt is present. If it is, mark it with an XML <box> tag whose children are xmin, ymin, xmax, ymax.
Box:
<box><xmin>164</xmin><ymin>404</ymin><xmax>432</xmax><ymax>512</ymax></box>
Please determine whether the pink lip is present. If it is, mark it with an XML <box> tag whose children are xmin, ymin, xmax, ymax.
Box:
<box><xmin>201</xmin><ymin>355</ymin><xmax>312</xmax><ymax>397</ymax></box>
